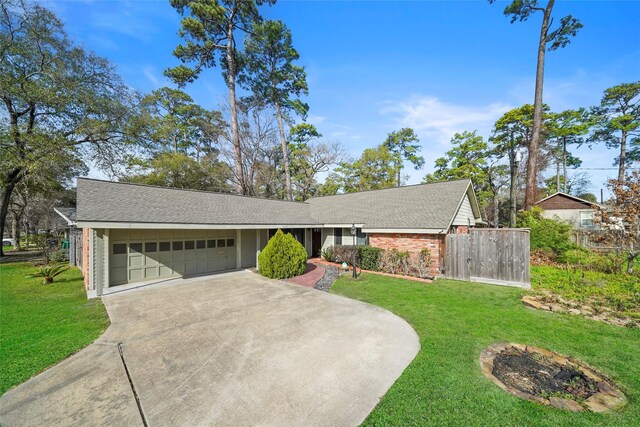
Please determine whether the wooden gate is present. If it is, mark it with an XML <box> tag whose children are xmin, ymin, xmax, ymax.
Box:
<box><xmin>444</xmin><ymin>229</ymin><xmax>530</xmax><ymax>288</ymax></box>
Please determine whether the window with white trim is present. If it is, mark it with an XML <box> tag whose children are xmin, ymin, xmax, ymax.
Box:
<box><xmin>580</xmin><ymin>211</ymin><xmax>594</xmax><ymax>227</ymax></box>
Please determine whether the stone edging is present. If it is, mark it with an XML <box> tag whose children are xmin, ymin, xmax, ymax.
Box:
<box><xmin>480</xmin><ymin>342</ymin><xmax>627</xmax><ymax>413</ymax></box>
<box><xmin>522</xmin><ymin>295</ymin><xmax>636</xmax><ymax>328</ymax></box>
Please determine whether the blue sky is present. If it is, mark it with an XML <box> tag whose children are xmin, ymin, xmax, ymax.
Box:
<box><xmin>42</xmin><ymin>0</ymin><xmax>640</xmax><ymax>195</ymax></box>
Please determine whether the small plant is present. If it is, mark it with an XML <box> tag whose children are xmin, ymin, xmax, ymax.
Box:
<box><xmin>413</xmin><ymin>249</ymin><xmax>434</xmax><ymax>278</ymax></box>
<box><xmin>321</xmin><ymin>247</ymin><xmax>334</xmax><ymax>262</ymax></box>
<box><xmin>27</xmin><ymin>263</ymin><xmax>70</xmax><ymax>284</ymax></box>
<box><xmin>49</xmin><ymin>250</ymin><xmax>69</xmax><ymax>263</ymax></box>
<box><xmin>332</xmin><ymin>245</ymin><xmax>357</xmax><ymax>264</ymax></box>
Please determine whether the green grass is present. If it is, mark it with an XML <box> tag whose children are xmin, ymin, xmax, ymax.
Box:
<box><xmin>0</xmin><ymin>262</ymin><xmax>109</xmax><ymax>394</ymax></box>
<box><xmin>331</xmin><ymin>273</ymin><xmax>640</xmax><ymax>426</ymax></box>
<box><xmin>2</xmin><ymin>244</ymin><xmax>13</xmax><ymax>252</ymax></box>
<box><xmin>531</xmin><ymin>265</ymin><xmax>640</xmax><ymax>319</ymax></box>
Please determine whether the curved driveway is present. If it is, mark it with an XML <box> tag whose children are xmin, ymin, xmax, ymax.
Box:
<box><xmin>1</xmin><ymin>271</ymin><xmax>419</xmax><ymax>426</ymax></box>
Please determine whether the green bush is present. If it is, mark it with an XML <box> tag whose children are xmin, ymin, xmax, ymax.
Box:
<box><xmin>517</xmin><ymin>207</ymin><xmax>576</xmax><ymax>256</ymax></box>
<box><xmin>49</xmin><ymin>250</ymin><xmax>68</xmax><ymax>263</ymax></box>
<box><xmin>258</xmin><ymin>229</ymin><xmax>308</xmax><ymax>279</ymax></box>
<box><xmin>357</xmin><ymin>246</ymin><xmax>383</xmax><ymax>271</ymax></box>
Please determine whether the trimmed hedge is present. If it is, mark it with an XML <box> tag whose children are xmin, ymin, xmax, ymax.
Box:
<box><xmin>258</xmin><ymin>229</ymin><xmax>308</xmax><ymax>279</ymax></box>
<box><xmin>358</xmin><ymin>246</ymin><xmax>383</xmax><ymax>271</ymax></box>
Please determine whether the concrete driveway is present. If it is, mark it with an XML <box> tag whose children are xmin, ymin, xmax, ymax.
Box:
<box><xmin>0</xmin><ymin>271</ymin><xmax>419</xmax><ymax>426</ymax></box>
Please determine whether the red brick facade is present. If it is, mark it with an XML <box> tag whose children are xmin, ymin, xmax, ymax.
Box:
<box><xmin>369</xmin><ymin>233</ymin><xmax>445</xmax><ymax>276</ymax></box>
<box><xmin>82</xmin><ymin>228</ymin><xmax>90</xmax><ymax>289</ymax></box>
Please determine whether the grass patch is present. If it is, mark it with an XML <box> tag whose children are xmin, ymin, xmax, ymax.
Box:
<box><xmin>331</xmin><ymin>273</ymin><xmax>640</xmax><ymax>426</ymax></box>
<box><xmin>531</xmin><ymin>265</ymin><xmax>640</xmax><ymax>319</ymax></box>
<box><xmin>0</xmin><ymin>262</ymin><xmax>109</xmax><ymax>394</ymax></box>
<box><xmin>2</xmin><ymin>244</ymin><xmax>13</xmax><ymax>252</ymax></box>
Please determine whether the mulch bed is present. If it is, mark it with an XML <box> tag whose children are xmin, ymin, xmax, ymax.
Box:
<box><xmin>480</xmin><ymin>343</ymin><xmax>627</xmax><ymax>413</ymax></box>
<box><xmin>492</xmin><ymin>347</ymin><xmax>598</xmax><ymax>401</ymax></box>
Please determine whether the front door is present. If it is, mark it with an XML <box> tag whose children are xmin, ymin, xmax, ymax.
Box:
<box><xmin>311</xmin><ymin>228</ymin><xmax>322</xmax><ymax>258</ymax></box>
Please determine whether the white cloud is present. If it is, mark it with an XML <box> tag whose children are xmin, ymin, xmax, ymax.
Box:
<box><xmin>143</xmin><ymin>67</ymin><xmax>160</xmax><ymax>87</ymax></box>
<box><xmin>306</xmin><ymin>114</ymin><xmax>326</xmax><ymax>125</ymax></box>
<box><xmin>380</xmin><ymin>96</ymin><xmax>512</xmax><ymax>145</ymax></box>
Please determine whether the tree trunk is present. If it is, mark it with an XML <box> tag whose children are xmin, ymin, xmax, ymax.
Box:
<box><xmin>524</xmin><ymin>0</ymin><xmax>555</xmax><ymax>210</ymax></box>
<box><xmin>226</xmin><ymin>24</ymin><xmax>246</xmax><ymax>195</ymax></box>
<box><xmin>396</xmin><ymin>156</ymin><xmax>401</xmax><ymax>187</ymax></box>
<box><xmin>274</xmin><ymin>102</ymin><xmax>293</xmax><ymax>201</ymax></box>
<box><xmin>555</xmin><ymin>160</ymin><xmax>561</xmax><ymax>193</ymax></box>
<box><xmin>562</xmin><ymin>138</ymin><xmax>567</xmax><ymax>193</ymax></box>
<box><xmin>11</xmin><ymin>215</ymin><xmax>21</xmax><ymax>251</ymax></box>
<box><xmin>0</xmin><ymin>168</ymin><xmax>23</xmax><ymax>257</ymax></box>
<box><xmin>618</xmin><ymin>130</ymin><xmax>627</xmax><ymax>182</ymax></box>
<box><xmin>509</xmin><ymin>141</ymin><xmax>518</xmax><ymax>227</ymax></box>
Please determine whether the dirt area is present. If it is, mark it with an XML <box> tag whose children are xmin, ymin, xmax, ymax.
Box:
<box><xmin>492</xmin><ymin>347</ymin><xmax>597</xmax><ymax>401</ymax></box>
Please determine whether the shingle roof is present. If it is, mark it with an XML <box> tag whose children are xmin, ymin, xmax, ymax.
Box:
<box><xmin>76</xmin><ymin>178</ymin><xmax>478</xmax><ymax>230</ymax></box>
<box><xmin>76</xmin><ymin>179</ymin><xmax>315</xmax><ymax>225</ymax></box>
<box><xmin>54</xmin><ymin>207</ymin><xmax>77</xmax><ymax>224</ymax></box>
<box><xmin>307</xmin><ymin>179</ymin><xmax>474</xmax><ymax>230</ymax></box>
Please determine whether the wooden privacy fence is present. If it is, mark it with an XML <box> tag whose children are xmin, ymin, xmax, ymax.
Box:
<box><xmin>443</xmin><ymin>229</ymin><xmax>530</xmax><ymax>288</ymax></box>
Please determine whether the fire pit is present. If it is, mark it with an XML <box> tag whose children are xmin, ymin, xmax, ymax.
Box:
<box><xmin>480</xmin><ymin>343</ymin><xmax>627</xmax><ymax>413</ymax></box>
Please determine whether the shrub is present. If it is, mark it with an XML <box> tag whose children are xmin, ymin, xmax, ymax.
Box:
<box><xmin>379</xmin><ymin>248</ymin><xmax>410</xmax><ymax>275</ymax></box>
<box><xmin>332</xmin><ymin>245</ymin><xmax>357</xmax><ymax>264</ymax></box>
<box><xmin>411</xmin><ymin>249</ymin><xmax>434</xmax><ymax>278</ymax></box>
<box><xmin>517</xmin><ymin>207</ymin><xmax>576</xmax><ymax>256</ymax></box>
<box><xmin>561</xmin><ymin>249</ymin><xmax>625</xmax><ymax>274</ymax></box>
<box><xmin>321</xmin><ymin>247</ymin><xmax>333</xmax><ymax>262</ymax></box>
<box><xmin>49</xmin><ymin>250</ymin><xmax>69</xmax><ymax>263</ymax></box>
<box><xmin>357</xmin><ymin>246</ymin><xmax>383</xmax><ymax>271</ymax></box>
<box><xmin>258</xmin><ymin>229</ymin><xmax>308</xmax><ymax>279</ymax></box>
<box><xmin>26</xmin><ymin>263</ymin><xmax>70</xmax><ymax>284</ymax></box>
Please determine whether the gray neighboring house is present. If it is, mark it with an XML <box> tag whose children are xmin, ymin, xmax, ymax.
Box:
<box><xmin>534</xmin><ymin>192</ymin><xmax>603</xmax><ymax>230</ymax></box>
<box><xmin>76</xmin><ymin>178</ymin><xmax>482</xmax><ymax>297</ymax></box>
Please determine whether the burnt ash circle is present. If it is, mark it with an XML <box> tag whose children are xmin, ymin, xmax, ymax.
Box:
<box><xmin>480</xmin><ymin>343</ymin><xmax>627</xmax><ymax>413</ymax></box>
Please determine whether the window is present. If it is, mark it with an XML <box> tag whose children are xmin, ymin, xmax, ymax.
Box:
<box><xmin>217</xmin><ymin>239</ymin><xmax>226</xmax><ymax>247</ymax></box>
<box><xmin>185</xmin><ymin>240</ymin><xmax>195</xmax><ymax>250</ymax></box>
<box><xmin>130</xmin><ymin>243</ymin><xmax>143</xmax><ymax>253</ymax></box>
<box><xmin>356</xmin><ymin>228</ymin><xmax>368</xmax><ymax>245</ymax></box>
<box><xmin>159</xmin><ymin>242</ymin><xmax>171</xmax><ymax>251</ymax></box>
<box><xmin>207</xmin><ymin>239</ymin><xmax>216</xmax><ymax>248</ymax></box>
<box><xmin>173</xmin><ymin>241</ymin><xmax>183</xmax><ymax>251</ymax></box>
<box><xmin>226</xmin><ymin>238</ymin><xmax>235</xmax><ymax>247</ymax></box>
<box><xmin>196</xmin><ymin>240</ymin><xmax>206</xmax><ymax>249</ymax></box>
<box><xmin>334</xmin><ymin>228</ymin><xmax>342</xmax><ymax>245</ymax></box>
<box><xmin>113</xmin><ymin>243</ymin><xmax>127</xmax><ymax>255</ymax></box>
<box><xmin>581</xmin><ymin>211</ymin><xmax>594</xmax><ymax>227</ymax></box>
<box><xmin>145</xmin><ymin>242</ymin><xmax>157</xmax><ymax>253</ymax></box>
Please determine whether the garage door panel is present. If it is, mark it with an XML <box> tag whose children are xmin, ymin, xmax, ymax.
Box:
<box><xmin>109</xmin><ymin>229</ymin><xmax>239</xmax><ymax>287</ymax></box>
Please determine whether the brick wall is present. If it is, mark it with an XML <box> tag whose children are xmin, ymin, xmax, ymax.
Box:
<box><xmin>82</xmin><ymin>228</ymin><xmax>90</xmax><ymax>289</ymax></box>
<box><xmin>369</xmin><ymin>233</ymin><xmax>444</xmax><ymax>276</ymax></box>
<box><xmin>453</xmin><ymin>226</ymin><xmax>469</xmax><ymax>234</ymax></box>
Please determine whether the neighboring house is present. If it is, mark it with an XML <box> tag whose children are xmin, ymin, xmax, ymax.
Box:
<box><xmin>534</xmin><ymin>192</ymin><xmax>602</xmax><ymax>230</ymax></box>
<box><xmin>76</xmin><ymin>178</ymin><xmax>482</xmax><ymax>297</ymax></box>
<box><xmin>53</xmin><ymin>207</ymin><xmax>82</xmax><ymax>269</ymax></box>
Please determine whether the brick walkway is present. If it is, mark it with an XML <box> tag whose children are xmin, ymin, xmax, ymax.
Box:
<box><xmin>285</xmin><ymin>263</ymin><xmax>326</xmax><ymax>288</ymax></box>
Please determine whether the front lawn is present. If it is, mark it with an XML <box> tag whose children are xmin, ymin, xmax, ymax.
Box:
<box><xmin>0</xmin><ymin>262</ymin><xmax>109</xmax><ymax>394</ymax></box>
<box><xmin>331</xmin><ymin>273</ymin><xmax>640</xmax><ymax>426</ymax></box>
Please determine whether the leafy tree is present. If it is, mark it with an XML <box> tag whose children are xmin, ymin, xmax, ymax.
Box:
<box><xmin>490</xmin><ymin>0</ymin><xmax>582</xmax><ymax>209</ymax></box>
<box><xmin>241</xmin><ymin>20</ymin><xmax>308</xmax><ymax>201</ymax></box>
<box><xmin>593</xmin><ymin>171</ymin><xmax>640</xmax><ymax>274</ymax></box>
<box><xmin>517</xmin><ymin>207</ymin><xmax>575</xmax><ymax>256</ymax></box>
<box><xmin>0</xmin><ymin>0</ymin><xmax>137</xmax><ymax>256</ymax></box>
<box><xmin>333</xmin><ymin>145</ymin><xmax>396</xmax><ymax>193</ymax></box>
<box><xmin>589</xmin><ymin>81</ymin><xmax>640</xmax><ymax>182</ymax></box>
<box><xmin>135</xmin><ymin>87</ymin><xmax>225</xmax><ymax>156</ymax></box>
<box><xmin>576</xmin><ymin>192</ymin><xmax>598</xmax><ymax>203</ymax></box>
<box><xmin>165</xmin><ymin>0</ymin><xmax>274</xmax><ymax>194</ymax></box>
<box><xmin>124</xmin><ymin>152</ymin><xmax>232</xmax><ymax>192</ymax></box>
<box><xmin>490</xmin><ymin>105</ymin><xmax>550</xmax><ymax>226</ymax></box>
<box><xmin>547</xmin><ymin>108</ymin><xmax>590</xmax><ymax>192</ymax></box>
<box><xmin>287</xmin><ymin>124</ymin><xmax>343</xmax><ymax>200</ymax></box>
<box><xmin>542</xmin><ymin>171</ymin><xmax>591</xmax><ymax>197</ymax></box>
<box><xmin>383</xmin><ymin>128</ymin><xmax>424</xmax><ymax>187</ymax></box>
<box><xmin>423</xmin><ymin>131</ymin><xmax>505</xmax><ymax>224</ymax></box>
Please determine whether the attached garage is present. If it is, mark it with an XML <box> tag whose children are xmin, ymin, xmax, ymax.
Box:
<box><xmin>108</xmin><ymin>229</ymin><xmax>239</xmax><ymax>286</ymax></box>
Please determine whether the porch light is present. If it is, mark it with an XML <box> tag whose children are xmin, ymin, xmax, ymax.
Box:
<box><xmin>350</xmin><ymin>224</ymin><xmax>357</xmax><ymax>236</ymax></box>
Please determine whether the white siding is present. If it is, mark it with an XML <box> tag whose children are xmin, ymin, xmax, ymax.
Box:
<box><xmin>321</xmin><ymin>228</ymin><xmax>334</xmax><ymax>251</ymax></box>
<box><xmin>452</xmin><ymin>195</ymin><xmax>476</xmax><ymax>226</ymax></box>
<box><xmin>240</xmin><ymin>229</ymin><xmax>257</xmax><ymax>268</ymax></box>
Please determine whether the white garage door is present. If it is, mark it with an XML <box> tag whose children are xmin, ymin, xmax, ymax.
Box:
<box><xmin>109</xmin><ymin>229</ymin><xmax>237</xmax><ymax>286</ymax></box>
